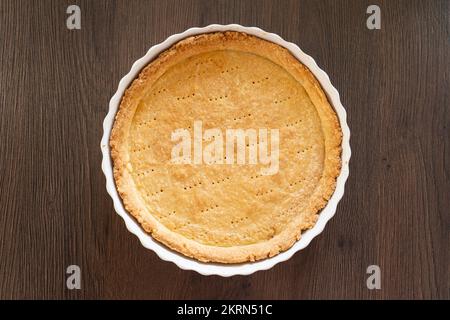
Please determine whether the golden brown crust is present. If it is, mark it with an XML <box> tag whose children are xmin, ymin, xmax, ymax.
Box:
<box><xmin>110</xmin><ymin>31</ymin><xmax>342</xmax><ymax>263</ymax></box>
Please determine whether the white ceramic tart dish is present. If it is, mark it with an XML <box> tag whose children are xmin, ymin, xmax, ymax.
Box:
<box><xmin>102</xmin><ymin>24</ymin><xmax>350</xmax><ymax>276</ymax></box>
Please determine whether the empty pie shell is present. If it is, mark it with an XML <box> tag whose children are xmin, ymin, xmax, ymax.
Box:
<box><xmin>110</xmin><ymin>31</ymin><xmax>342</xmax><ymax>263</ymax></box>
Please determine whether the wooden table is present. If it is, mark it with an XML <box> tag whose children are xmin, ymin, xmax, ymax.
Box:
<box><xmin>0</xmin><ymin>0</ymin><xmax>448</xmax><ymax>299</ymax></box>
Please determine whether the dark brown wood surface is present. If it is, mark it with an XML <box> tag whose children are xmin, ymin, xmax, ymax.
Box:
<box><xmin>0</xmin><ymin>0</ymin><xmax>448</xmax><ymax>299</ymax></box>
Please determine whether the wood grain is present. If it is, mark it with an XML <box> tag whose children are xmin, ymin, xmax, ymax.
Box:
<box><xmin>0</xmin><ymin>0</ymin><xmax>448</xmax><ymax>299</ymax></box>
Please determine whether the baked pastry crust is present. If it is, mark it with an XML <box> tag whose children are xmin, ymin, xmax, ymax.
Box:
<box><xmin>110</xmin><ymin>31</ymin><xmax>342</xmax><ymax>263</ymax></box>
